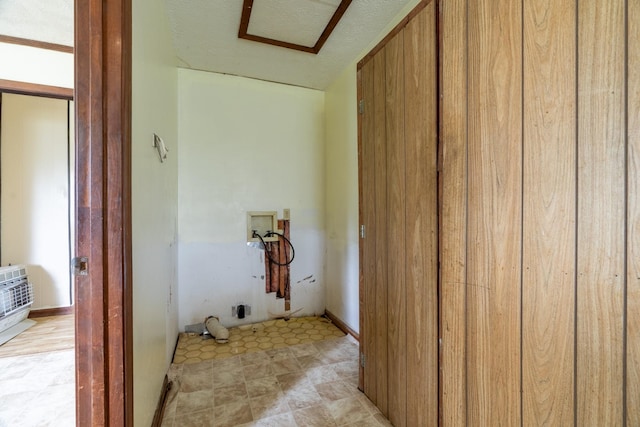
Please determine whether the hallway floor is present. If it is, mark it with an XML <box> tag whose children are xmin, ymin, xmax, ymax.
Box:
<box><xmin>0</xmin><ymin>314</ymin><xmax>75</xmax><ymax>426</ymax></box>
<box><xmin>163</xmin><ymin>320</ymin><xmax>391</xmax><ymax>427</ymax></box>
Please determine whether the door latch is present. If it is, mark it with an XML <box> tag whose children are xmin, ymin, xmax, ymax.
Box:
<box><xmin>71</xmin><ymin>257</ymin><xmax>88</xmax><ymax>276</ymax></box>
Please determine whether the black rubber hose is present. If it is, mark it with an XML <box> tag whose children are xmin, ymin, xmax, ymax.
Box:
<box><xmin>253</xmin><ymin>230</ymin><xmax>295</xmax><ymax>266</ymax></box>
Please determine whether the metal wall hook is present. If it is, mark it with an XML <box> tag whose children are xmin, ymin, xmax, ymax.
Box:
<box><xmin>153</xmin><ymin>133</ymin><xmax>169</xmax><ymax>163</ymax></box>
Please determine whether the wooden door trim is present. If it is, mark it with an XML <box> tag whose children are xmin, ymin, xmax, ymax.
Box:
<box><xmin>0</xmin><ymin>79</ymin><xmax>73</xmax><ymax>100</ymax></box>
<box><xmin>75</xmin><ymin>0</ymin><xmax>133</xmax><ymax>425</ymax></box>
<box><xmin>238</xmin><ymin>0</ymin><xmax>352</xmax><ymax>54</ymax></box>
<box><xmin>0</xmin><ymin>34</ymin><xmax>74</xmax><ymax>54</ymax></box>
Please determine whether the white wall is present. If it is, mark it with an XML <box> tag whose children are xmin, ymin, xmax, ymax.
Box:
<box><xmin>324</xmin><ymin>66</ymin><xmax>360</xmax><ymax>331</ymax></box>
<box><xmin>324</xmin><ymin>0</ymin><xmax>422</xmax><ymax>334</ymax></box>
<box><xmin>0</xmin><ymin>43</ymin><xmax>73</xmax><ymax>88</ymax></box>
<box><xmin>0</xmin><ymin>93</ymin><xmax>72</xmax><ymax>309</ymax></box>
<box><xmin>178</xmin><ymin>69</ymin><xmax>325</xmax><ymax>329</ymax></box>
<box><xmin>131</xmin><ymin>0</ymin><xmax>178</xmax><ymax>424</ymax></box>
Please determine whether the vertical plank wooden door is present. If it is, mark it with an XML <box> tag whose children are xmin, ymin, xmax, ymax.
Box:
<box><xmin>358</xmin><ymin>60</ymin><xmax>377</xmax><ymax>404</ymax></box>
<box><xmin>522</xmin><ymin>0</ymin><xmax>576</xmax><ymax>423</ymax></box>
<box><xmin>385</xmin><ymin>29</ymin><xmax>407</xmax><ymax>427</ymax></box>
<box><xmin>438</xmin><ymin>0</ymin><xmax>468</xmax><ymax>423</ymax></box>
<box><xmin>404</xmin><ymin>5</ymin><xmax>438</xmax><ymax>426</ymax></box>
<box><xmin>439</xmin><ymin>0</ymin><xmax>638</xmax><ymax>425</ymax></box>
<box><xmin>577</xmin><ymin>1</ymin><xmax>626</xmax><ymax>424</ymax></box>
<box><xmin>467</xmin><ymin>0</ymin><xmax>523</xmax><ymax>424</ymax></box>
<box><xmin>627</xmin><ymin>0</ymin><xmax>640</xmax><ymax>424</ymax></box>
<box><xmin>358</xmin><ymin>1</ymin><xmax>438</xmax><ymax>426</ymax></box>
<box><xmin>373</xmin><ymin>50</ymin><xmax>389</xmax><ymax>416</ymax></box>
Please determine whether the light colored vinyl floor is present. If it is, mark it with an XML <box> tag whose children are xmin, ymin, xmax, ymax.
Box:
<box><xmin>0</xmin><ymin>315</ymin><xmax>75</xmax><ymax>427</ymax></box>
<box><xmin>0</xmin><ymin>314</ymin><xmax>74</xmax><ymax>357</ymax></box>
<box><xmin>163</xmin><ymin>334</ymin><xmax>392</xmax><ymax>427</ymax></box>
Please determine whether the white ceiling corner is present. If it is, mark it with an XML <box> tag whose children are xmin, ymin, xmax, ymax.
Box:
<box><xmin>165</xmin><ymin>0</ymin><xmax>414</xmax><ymax>90</ymax></box>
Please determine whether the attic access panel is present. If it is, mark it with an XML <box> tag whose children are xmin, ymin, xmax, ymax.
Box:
<box><xmin>238</xmin><ymin>0</ymin><xmax>352</xmax><ymax>54</ymax></box>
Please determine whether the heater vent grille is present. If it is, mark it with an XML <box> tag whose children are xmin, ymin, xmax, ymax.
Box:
<box><xmin>0</xmin><ymin>266</ymin><xmax>33</xmax><ymax>319</ymax></box>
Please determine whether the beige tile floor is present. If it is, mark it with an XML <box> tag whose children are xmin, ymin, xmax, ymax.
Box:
<box><xmin>174</xmin><ymin>316</ymin><xmax>347</xmax><ymax>364</ymax></box>
<box><xmin>163</xmin><ymin>332</ymin><xmax>392</xmax><ymax>427</ymax></box>
<box><xmin>0</xmin><ymin>315</ymin><xmax>75</xmax><ymax>427</ymax></box>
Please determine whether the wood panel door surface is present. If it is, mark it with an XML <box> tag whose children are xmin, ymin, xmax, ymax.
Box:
<box><xmin>466</xmin><ymin>0</ymin><xmax>523</xmax><ymax>423</ymax></box>
<box><xmin>361</xmin><ymin>0</ymin><xmax>638</xmax><ymax>424</ymax></box>
<box><xmin>577</xmin><ymin>1</ymin><xmax>626</xmax><ymax>424</ymax></box>
<box><xmin>438</xmin><ymin>0</ymin><xmax>468</xmax><ymax>424</ymax></box>
<box><xmin>403</xmin><ymin>7</ymin><xmax>438</xmax><ymax>427</ymax></box>
<box><xmin>522</xmin><ymin>0</ymin><xmax>576</xmax><ymax>423</ymax></box>
<box><xmin>384</xmin><ymin>29</ymin><xmax>407</xmax><ymax>427</ymax></box>
<box><xmin>373</xmin><ymin>49</ymin><xmax>390</xmax><ymax>416</ymax></box>
<box><xmin>358</xmin><ymin>1</ymin><xmax>438</xmax><ymax>426</ymax></box>
<box><xmin>627</xmin><ymin>1</ymin><xmax>640</xmax><ymax>424</ymax></box>
<box><xmin>439</xmin><ymin>0</ymin><xmax>639</xmax><ymax>425</ymax></box>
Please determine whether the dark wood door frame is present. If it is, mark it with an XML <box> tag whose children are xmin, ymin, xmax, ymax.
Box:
<box><xmin>75</xmin><ymin>0</ymin><xmax>133</xmax><ymax>425</ymax></box>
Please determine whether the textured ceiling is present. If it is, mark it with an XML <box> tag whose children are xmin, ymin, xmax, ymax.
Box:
<box><xmin>0</xmin><ymin>0</ymin><xmax>413</xmax><ymax>91</ymax></box>
<box><xmin>165</xmin><ymin>0</ymin><xmax>414</xmax><ymax>90</ymax></box>
<box><xmin>0</xmin><ymin>0</ymin><xmax>73</xmax><ymax>46</ymax></box>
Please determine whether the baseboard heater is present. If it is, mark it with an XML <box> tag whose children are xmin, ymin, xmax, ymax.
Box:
<box><xmin>0</xmin><ymin>265</ymin><xmax>35</xmax><ymax>346</ymax></box>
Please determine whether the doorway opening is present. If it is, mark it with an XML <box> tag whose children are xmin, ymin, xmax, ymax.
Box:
<box><xmin>0</xmin><ymin>91</ymin><xmax>76</xmax><ymax>425</ymax></box>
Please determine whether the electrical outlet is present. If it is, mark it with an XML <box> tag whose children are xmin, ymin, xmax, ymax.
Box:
<box><xmin>283</xmin><ymin>208</ymin><xmax>290</xmax><ymax>220</ymax></box>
